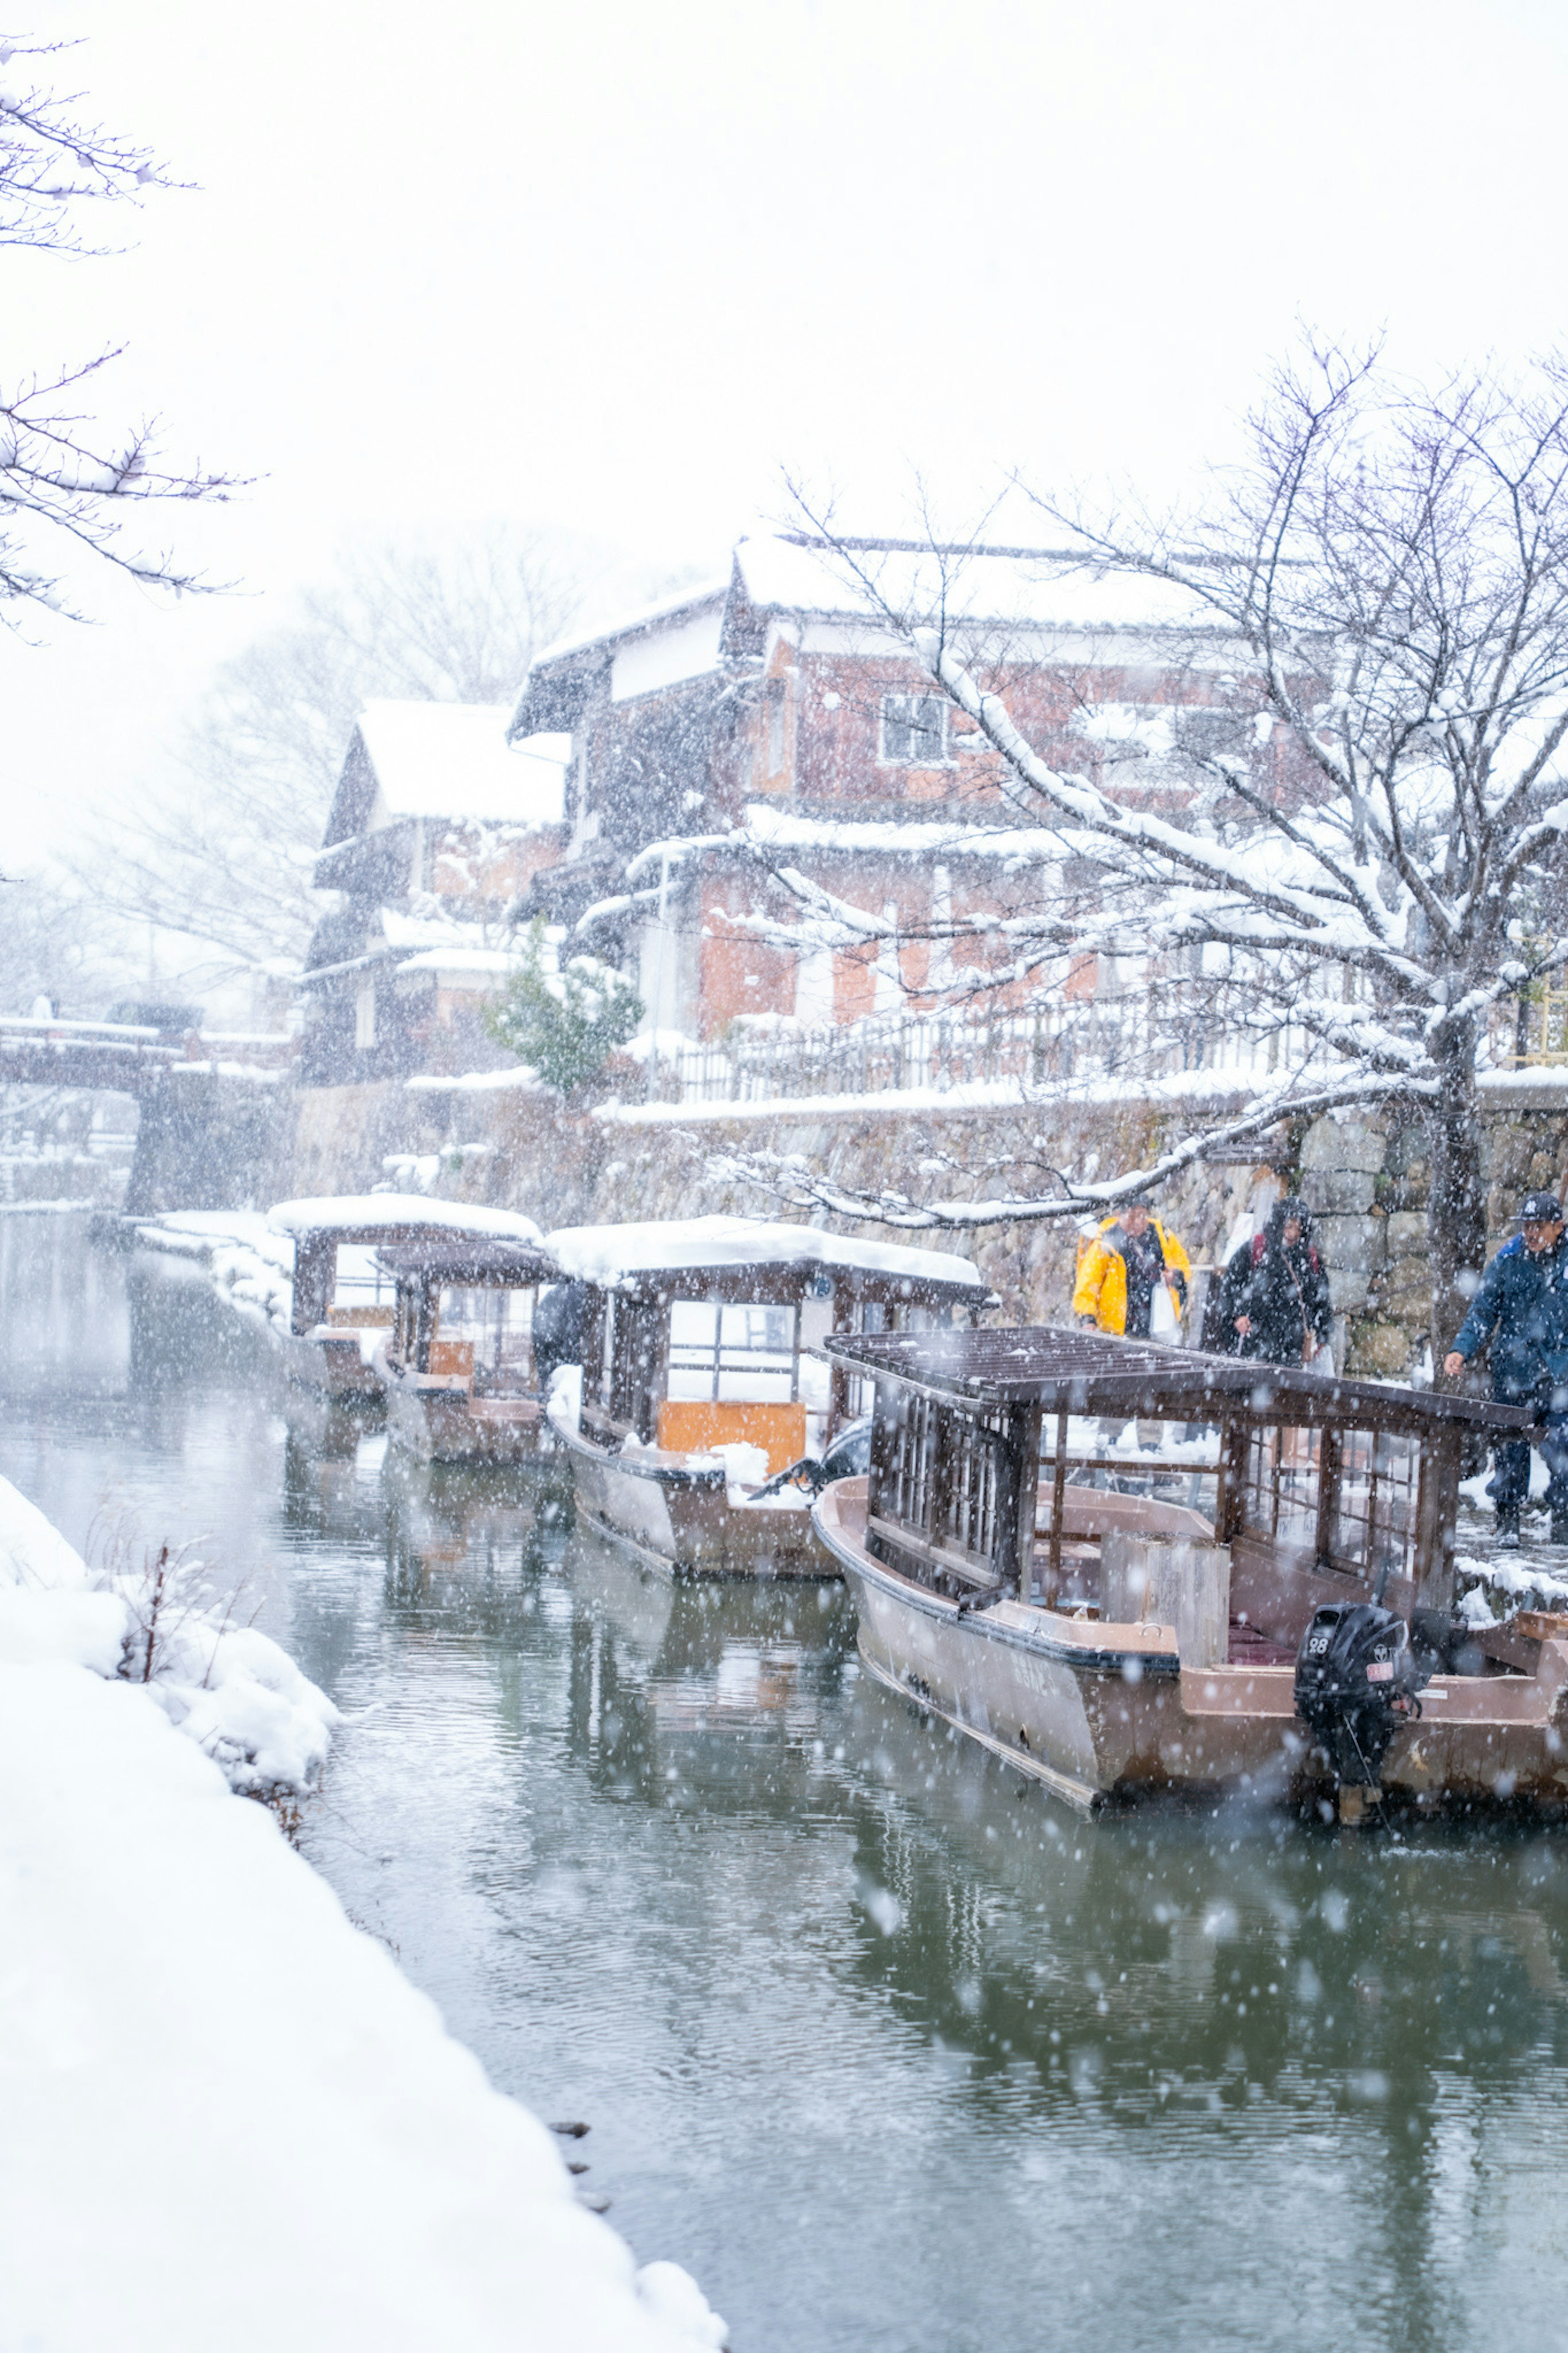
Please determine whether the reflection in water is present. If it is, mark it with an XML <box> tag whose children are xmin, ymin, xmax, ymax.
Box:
<box><xmin>5</xmin><ymin>1220</ymin><xmax>1568</xmax><ymax>2353</ymax></box>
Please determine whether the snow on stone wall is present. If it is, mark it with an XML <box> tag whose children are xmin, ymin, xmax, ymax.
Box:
<box><xmin>284</xmin><ymin>1075</ymin><xmax>1568</xmax><ymax>1380</ymax></box>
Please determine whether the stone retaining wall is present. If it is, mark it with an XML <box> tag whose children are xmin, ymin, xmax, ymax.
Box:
<box><xmin>283</xmin><ymin>1077</ymin><xmax>1568</xmax><ymax>1379</ymax></box>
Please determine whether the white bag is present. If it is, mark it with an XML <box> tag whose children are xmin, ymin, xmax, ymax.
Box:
<box><xmin>1150</xmin><ymin>1283</ymin><xmax>1180</xmax><ymax>1343</ymax></box>
<box><xmin>1308</xmin><ymin>1341</ymin><xmax>1335</xmax><ymax>1378</ymax></box>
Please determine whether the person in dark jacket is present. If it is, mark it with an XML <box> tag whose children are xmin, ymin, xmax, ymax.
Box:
<box><xmin>1214</xmin><ymin>1198</ymin><xmax>1333</xmax><ymax>1366</ymax></box>
<box><xmin>531</xmin><ymin>1279</ymin><xmax>592</xmax><ymax>1392</ymax></box>
<box><xmin>1444</xmin><ymin>1190</ymin><xmax>1568</xmax><ymax>1548</ymax></box>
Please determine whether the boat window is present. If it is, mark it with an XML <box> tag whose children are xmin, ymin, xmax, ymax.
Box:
<box><xmin>667</xmin><ymin>1299</ymin><xmax>799</xmax><ymax>1403</ymax></box>
<box><xmin>333</xmin><ymin>1243</ymin><xmax>392</xmax><ymax>1309</ymax></box>
<box><xmin>436</xmin><ymin>1285</ymin><xmax>537</xmax><ymax>1386</ymax></box>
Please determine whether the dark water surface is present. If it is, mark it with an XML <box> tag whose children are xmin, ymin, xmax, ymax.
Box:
<box><xmin>9</xmin><ymin>1217</ymin><xmax>1568</xmax><ymax>2352</ymax></box>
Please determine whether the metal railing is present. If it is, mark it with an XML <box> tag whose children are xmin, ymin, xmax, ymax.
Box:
<box><xmin>643</xmin><ymin>982</ymin><xmax>1320</xmax><ymax>1107</ymax></box>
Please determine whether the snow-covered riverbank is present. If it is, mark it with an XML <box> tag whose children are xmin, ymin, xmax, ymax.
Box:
<box><xmin>125</xmin><ymin>1207</ymin><xmax>296</xmax><ymax>1335</ymax></box>
<box><xmin>0</xmin><ymin>1474</ymin><xmax>727</xmax><ymax>2352</ymax></box>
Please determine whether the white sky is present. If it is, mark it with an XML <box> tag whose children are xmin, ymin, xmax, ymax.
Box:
<box><xmin>5</xmin><ymin>0</ymin><xmax>1568</xmax><ymax>867</ymax></box>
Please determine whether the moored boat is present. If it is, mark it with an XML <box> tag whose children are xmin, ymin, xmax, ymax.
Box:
<box><xmin>372</xmin><ymin>1233</ymin><xmax>563</xmax><ymax>1463</ymax></box>
<box><xmin>268</xmin><ymin>1195</ymin><xmax>552</xmax><ymax>1404</ymax></box>
<box><xmin>544</xmin><ymin>1216</ymin><xmax>994</xmax><ymax>1578</ymax></box>
<box><xmin>812</xmin><ymin>1324</ymin><xmax>1561</xmax><ymax>1817</ymax></box>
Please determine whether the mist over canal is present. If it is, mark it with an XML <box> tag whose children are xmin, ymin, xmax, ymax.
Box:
<box><xmin>9</xmin><ymin>1215</ymin><xmax>1568</xmax><ymax>2353</ymax></box>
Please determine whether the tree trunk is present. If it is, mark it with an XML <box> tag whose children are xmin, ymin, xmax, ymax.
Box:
<box><xmin>1425</xmin><ymin>1019</ymin><xmax>1486</xmax><ymax>1362</ymax></box>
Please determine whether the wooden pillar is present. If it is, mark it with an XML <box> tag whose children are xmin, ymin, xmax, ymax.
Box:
<box><xmin>828</xmin><ymin>1280</ymin><xmax>849</xmax><ymax>1439</ymax></box>
<box><xmin>1314</xmin><ymin>1426</ymin><xmax>1342</xmax><ymax>1569</ymax></box>
<box><xmin>1413</xmin><ymin>1431</ymin><xmax>1463</xmax><ymax>1612</ymax></box>
<box><xmin>1047</xmin><ymin>1405</ymin><xmax>1068</xmax><ymax>1606</ymax></box>
<box><xmin>867</xmin><ymin>1376</ymin><xmax>894</xmax><ymax>1525</ymax></box>
<box><xmin>291</xmin><ymin>1235</ymin><xmax>336</xmax><ymax>1335</ymax></box>
<box><xmin>993</xmin><ymin>1405</ymin><xmax>1042</xmax><ymax>1601</ymax></box>
<box><xmin>414</xmin><ymin>1275</ymin><xmax>437</xmax><ymax>1373</ymax></box>
<box><xmin>1213</xmin><ymin>1415</ymin><xmax>1248</xmax><ymax>1543</ymax></box>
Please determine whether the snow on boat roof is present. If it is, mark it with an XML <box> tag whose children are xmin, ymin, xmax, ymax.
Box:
<box><xmin>546</xmin><ymin>1215</ymin><xmax>986</xmax><ymax>1291</ymax></box>
<box><xmin>356</xmin><ymin>701</ymin><xmax>570</xmax><ymax>825</ymax></box>
<box><xmin>269</xmin><ymin>1195</ymin><xmax>546</xmax><ymax>1246</ymax></box>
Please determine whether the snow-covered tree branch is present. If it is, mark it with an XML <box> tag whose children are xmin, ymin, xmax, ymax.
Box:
<box><xmin>712</xmin><ymin>348</ymin><xmax>1568</xmax><ymax>1345</ymax></box>
<box><xmin>0</xmin><ymin>35</ymin><xmax>238</xmax><ymax>621</ymax></box>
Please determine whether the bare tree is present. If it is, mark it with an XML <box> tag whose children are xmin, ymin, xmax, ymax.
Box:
<box><xmin>0</xmin><ymin>34</ymin><xmax>238</xmax><ymax>620</ymax></box>
<box><xmin>714</xmin><ymin>348</ymin><xmax>1568</xmax><ymax>1352</ymax></box>
<box><xmin>82</xmin><ymin>525</ymin><xmax>606</xmax><ymax>984</ymax></box>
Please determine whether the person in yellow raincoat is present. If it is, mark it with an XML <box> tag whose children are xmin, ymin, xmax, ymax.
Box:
<box><xmin>1072</xmin><ymin>1197</ymin><xmax>1192</xmax><ymax>1339</ymax></box>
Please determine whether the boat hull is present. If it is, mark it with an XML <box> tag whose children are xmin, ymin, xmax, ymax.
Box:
<box><xmin>552</xmin><ymin>1412</ymin><xmax>831</xmax><ymax>1580</ymax></box>
<box><xmin>281</xmin><ymin>1329</ymin><xmax>385</xmax><ymax>1403</ymax></box>
<box><xmin>384</xmin><ymin>1372</ymin><xmax>553</xmax><ymax>1465</ymax></box>
<box><xmin>814</xmin><ymin>1479</ymin><xmax>1568</xmax><ymax>1813</ymax></box>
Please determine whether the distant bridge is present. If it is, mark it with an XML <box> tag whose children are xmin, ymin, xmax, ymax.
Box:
<box><xmin>0</xmin><ymin>1018</ymin><xmax>298</xmax><ymax>1213</ymax></box>
<box><xmin>0</xmin><ymin>1016</ymin><xmax>294</xmax><ymax>1094</ymax></box>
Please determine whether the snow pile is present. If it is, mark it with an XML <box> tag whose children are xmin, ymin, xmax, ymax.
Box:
<box><xmin>0</xmin><ymin>1656</ymin><xmax>727</xmax><ymax>2351</ymax></box>
<box><xmin>548</xmin><ymin>1363</ymin><xmax>584</xmax><ymax>1429</ymax></box>
<box><xmin>382</xmin><ymin>1144</ymin><xmax>497</xmax><ymax>1193</ymax></box>
<box><xmin>1455</xmin><ymin>1552</ymin><xmax>1568</xmax><ymax>1621</ymax></box>
<box><xmin>707</xmin><ymin>1439</ymin><xmax>771</xmax><ymax>1501</ymax></box>
<box><xmin>0</xmin><ymin>1478</ymin><xmax>336</xmax><ymax>1800</ymax></box>
<box><xmin>129</xmin><ymin>1209</ymin><xmax>295</xmax><ymax>1335</ymax></box>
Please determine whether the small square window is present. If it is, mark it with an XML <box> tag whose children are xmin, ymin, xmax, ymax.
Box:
<box><xmin>881</xmin><ymin>693</ymin><xmax>948</xmax><ymax>765</ymax></box>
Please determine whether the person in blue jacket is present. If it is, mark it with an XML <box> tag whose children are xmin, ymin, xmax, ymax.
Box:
<box><xmin>1443</xmin><ymin>1190</ymin><xmax>1568</xmax><ymax>1548</ymax></box>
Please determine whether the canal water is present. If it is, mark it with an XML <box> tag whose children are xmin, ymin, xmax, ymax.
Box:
<box><xmin>9</xmin><ymin>1216</ymin><xmax>1568</xmax><ymax>2353</ymax></box>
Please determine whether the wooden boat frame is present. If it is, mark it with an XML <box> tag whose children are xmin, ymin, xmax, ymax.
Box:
<box><xmin>551</xmin><ymin>1237</ymin><xmax>993</xmax><ymax>1580</ymax></box>
<box><xmin>811</xmin><ymin>1325</ymin><xmax>1564</xmax><ymax>1813</ymax></box>
<box><xmin>374</xmin><ymin>1237</ymin><xmax>562</xmax><ymax>1463</ymax></box>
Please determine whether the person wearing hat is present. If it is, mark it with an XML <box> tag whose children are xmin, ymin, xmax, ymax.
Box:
<box><xmin>1073</xmin><ymin>1196</ymin><xmax>1191</xmax><ymax>1340</ymax></box>
<box><xmin>1213</xmin><ymin>1196</ymin><xmax>1333</xmax><ymax>1366</ymax></box>
<box><xmin>1444</xmin><ymin>1190</ymin><xmax>1568</xmax><ymax>1548</ymax></box>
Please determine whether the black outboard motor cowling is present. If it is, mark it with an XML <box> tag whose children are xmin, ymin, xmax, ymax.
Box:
<box><xmin>1294</xmin><ymin>1602</ymin><xmax>1425</xmax><ymax>1792</ymax></box>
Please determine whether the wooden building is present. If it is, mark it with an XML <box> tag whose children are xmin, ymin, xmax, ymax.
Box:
<box><xmin>300</xmin><ymin>702</ymin><xmax>571</xmax><ymax>1086</ymax></box>
<box><xmin>507</xmin><ymin>534</ymin><xmax>1310</xmax><ymax>1042</ymax></box>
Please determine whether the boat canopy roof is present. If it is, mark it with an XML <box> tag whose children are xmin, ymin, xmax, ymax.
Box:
<box><xmin>545</xmin><ymin>1215</ymin><xmax>991</xmax><ymax>1305</ymax></box>
<box><xmin>823</xmin><ymin>1324</ymin><xmax>1533</xmax><ymax>1437</ymax></box>
<box><xmin>268</xmin><ymin>1194</ymin><xmax>546</xmax><ymax>1248</ymax></box>
<box><xmin>374</xmin><ymin>1238</ymin><xmax>559</xmax><ymax>1287</ymax></box>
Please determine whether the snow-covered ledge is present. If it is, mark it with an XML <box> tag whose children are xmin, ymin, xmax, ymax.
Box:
<box><xmin>0</xmin><ymin>1476</ymin><xmax>726</xmax><ymax>2353</ymax></box>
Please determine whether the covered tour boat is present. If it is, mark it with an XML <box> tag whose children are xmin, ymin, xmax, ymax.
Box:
<box><xmin>812</xmin><ymin>1324</ymin><xmax>1560</xmax><ymax>1817</ymax></box>
<box><xmin>545</xmin><ymin>1217</ymin><xmax>994</xmax><ymax>1578</ymax></box>
<box><xmin>268</xmin><ymin>1195</ymin><xmax>551</xmax><ymax>1406</ymax></box>
<box><xmin>372</xmin><ymin>1232</ymin><xmax>562</xmax><ymax>1463</ymax></box>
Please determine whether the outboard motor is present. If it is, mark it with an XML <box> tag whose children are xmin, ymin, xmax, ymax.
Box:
<box><xmin>1294</xmin><ymin>1602</ymin><xmax>1426</xmax><ymax>1817</ymax></box>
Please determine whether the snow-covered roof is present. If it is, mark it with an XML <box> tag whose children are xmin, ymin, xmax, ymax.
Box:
<box><xmin>546</xmin><ymin>1214</ymin><xmax>986</xmax><ymax>1291</ymax></box>
<box><xmin>731</xmin><ymin>535</ymin><xmax>1221</xmax><ymax>635</ymax></box>
<box><xmin>395</xmin><ymin>946</ymin><xmax>525</xmax><ymax>978</ymax></box>
<box><xmin>269</xmin><ymin>1195</ymin><xmax>546</xmax><ymax>1246</ymax></box>
<box><xmin>355</xmin><ymin>703</ymin><xmax>571</xmax><ymax>826</ymax></box>
<box><xmin>527</xmin><ymin>582</ymin><xmax>730</xmax><ymax>673</ymax></box>
<box><xmin>511</xmin><ymin>538</ymin><xmax>1224</xmax><ymax>738</ymax></box>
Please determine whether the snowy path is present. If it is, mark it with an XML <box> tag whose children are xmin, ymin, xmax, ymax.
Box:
<box><xmin>0</xmin><ymin>1479</ymin><xmax>726</xmax><ymax>2353</ymax></box>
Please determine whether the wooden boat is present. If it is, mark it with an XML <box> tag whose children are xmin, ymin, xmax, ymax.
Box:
<box><xmin>544</xmin><ymin>1216</ymin><xmax>994</xmax><ymax>1578</ymax></box>
<box><xmin>268</xmin><ymin>1195</ymin><xmax>550</xmax><ymax>1404</ymax></box>
<box><xmin>811</xmin><ymin>1324</ymin><xmax>1561</xmax><ymax>1818</ymax></box>
<box><xmin>372</xmin><ymin>1236</ymin><xmax>564</xmax><ymax>1463</ymax></box>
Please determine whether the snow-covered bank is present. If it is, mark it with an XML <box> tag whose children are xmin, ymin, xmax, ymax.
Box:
<box><xmin>0</xmin><ymin>1475</ymin><xmax>336</xmax><ymax>1798</ymax></box>
<box><xmin>127</xmin><ymin>1207</ymin><xmax>296</xmax><ymax>1336</ymax></box>
<box><xmin>0</xmin><ymin>1476</ymin><xmax>728</xmax><ymax>2352</ymax></box>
